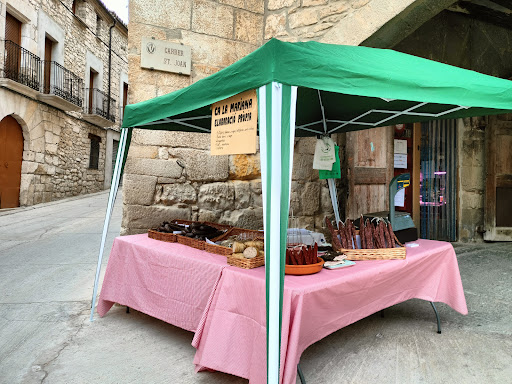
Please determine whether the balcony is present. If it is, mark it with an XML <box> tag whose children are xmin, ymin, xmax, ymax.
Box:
<box><xmin>83</xmin><ymin>88</ymin><xmax>117</xmax><ymax>127</ymax></box>
<box><xmin>0</xmin><ymin>40</ymin><xmax>41</xmax><ymax>99</ymax></box>
<box><xmin>37</xmin><ymin>61</ymin><xmax>83</xmax><ymax>111</ymax></box>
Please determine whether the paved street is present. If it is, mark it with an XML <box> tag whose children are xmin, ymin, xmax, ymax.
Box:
<box><xmin>0</xmin><ymin>192</ymin><xmax>511</xmax><ymax>384</ymax></box>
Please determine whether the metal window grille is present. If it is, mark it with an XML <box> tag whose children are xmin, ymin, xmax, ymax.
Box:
<box><xmin>420</xmin><ymin>119</ymin><xmax>457</xmax><ymax>241</ymax></box>
<box><xmin>89</xmin><ymin>134</ymin><xmax>101</xmax><ymax>169</ymax></box>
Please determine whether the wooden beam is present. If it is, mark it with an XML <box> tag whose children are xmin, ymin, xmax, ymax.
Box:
<box><xmin>353</xmin><ymin>167</ymin><xmax>387</xmax><ymax>185</ymax></box>
<box><xmin>485</xmin><ymin>0</ymin><xmax>512</xmax><ymax>12</ymax></box>
<box><xmin>454</xmin><ymin>1</ymin><xmax>512</xmax><ymax>30</ymax></box>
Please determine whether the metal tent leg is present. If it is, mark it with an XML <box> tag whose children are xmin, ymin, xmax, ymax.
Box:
<box><xmin>430</xmin><ymin>301</ymin><xmax>442</xmax><ymax>334</ymax></box>
<box><xmin>89</xmin><ymin>127</ymin><xmax>128</xmax><ymax>322</ymax></box>
<box><xmin>297</xmin><ymin>364</ymin><xmax>306</xmax><ymax>384</ymax></box>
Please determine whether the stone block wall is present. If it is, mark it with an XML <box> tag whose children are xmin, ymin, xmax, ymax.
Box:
<box><xmin>264</xmin><ymin>0</ymin><xmax>417</xmax><ymax>44</ymax></box>
<box><xmin>1</xmin><ymin>89</ymin><xmax>107</xmax><ymax>205</ymax></box>
<box><xmin>127</xmin><ymin>0</ymin><xmax>263</xmax><ymax>101</ymax></box>
<box><xmin>457</xmin><ymin>118</ymin><xmax>486</xmax><ymax>242</ymax></box>
<box><xmin>122</xmin><ymin>132</ymin><xmax>334</xmax><ymax>235</ymax></box>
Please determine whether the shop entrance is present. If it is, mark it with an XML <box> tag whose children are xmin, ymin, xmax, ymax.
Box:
<box><xmin>0</xmin><ymin>116</ymin><xmax>24</xmax><ymax>208</ymax></box>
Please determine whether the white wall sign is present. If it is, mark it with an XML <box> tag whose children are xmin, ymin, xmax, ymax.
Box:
<box><xmin>140</xmin><ymin>38</ymin><xmax>191</xmax><ymax>75</ymax></box>
<box><xmin>394</xmin><ymin>139</ymin><xmax>407</xmax><ymax>154</ymax></box>
<box><xmin>394</xmin><ymin>153</ymin><xmax>407</xmax><ymax>169</ymax></box>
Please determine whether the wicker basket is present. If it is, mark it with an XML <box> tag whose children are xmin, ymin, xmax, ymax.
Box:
<box><xmin>176</xmin><ymin>234</ymin><xmax>206</xmax><ymax>250</ymax></box>
<box><xmin>339</xmin><ymin>247</ymin><xmax>406</xmax><ymax>260</ymax></box>
<box><xmin>148</xmin><ymin>229</ymin><xmax>177</xmax><ymax>243</ymax></box>
<box><xmin>227</xmin><ymin>254</ymin><xmax>265</xmax><ymax>269</ymax></box>
<box><xmin>174</xmin><ymin>220</ymin><xmax>231</xmax><ymax>242</ymax></box>
<box><xmin>206</xmin><ymin>227</ymin><xmax>264</xmax><ymax>257</ymax></box>
<box><xmin>205</xmin><ymin>242</ymin><xmax>233</xmax><ymax>256</ymax></box>
<box><xmin>172</xmin><ymin>219</ymin><xmax>232</xmax><ymax>231</ymax></box>
<box><xmin>214</xmin><ymin>227</ymin><xmax>264</xmax><ymax>242</ymax></box>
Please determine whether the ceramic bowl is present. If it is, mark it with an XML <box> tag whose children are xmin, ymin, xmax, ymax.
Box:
<box><xmin>285</xmin><ymin>257</ymin><xmax>324</xmax><ymax>275</ymax></box>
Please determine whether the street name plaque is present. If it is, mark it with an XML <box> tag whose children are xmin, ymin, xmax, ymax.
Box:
<box><xmin>140</xmin><ymin>38</ymin><xmax>191</xmax><ymax>75</ymax></box>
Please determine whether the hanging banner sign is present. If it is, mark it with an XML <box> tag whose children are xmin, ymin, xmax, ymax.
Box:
<box><xmin>210</xmin><ymin>89</ymin><xmax>258</xmax><ymax>155</ymax></box>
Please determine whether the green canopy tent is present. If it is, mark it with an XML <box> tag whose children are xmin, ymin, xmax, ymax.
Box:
<box><xmin>91</xmin><ymin>39</ymin><xmax>512</xmax><ymax>383</ymax></box>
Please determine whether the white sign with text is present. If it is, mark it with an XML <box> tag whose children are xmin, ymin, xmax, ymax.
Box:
<box><xmin>140</xmin><ymin>38</ymin><xmax>191</xmax><ymax>75</ymax></box>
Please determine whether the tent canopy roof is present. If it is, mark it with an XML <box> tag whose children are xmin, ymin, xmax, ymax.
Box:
<box><xmin>122</xmin><ymin>39</ymin><xmax>512</xmax><ymax>136</ymax></box>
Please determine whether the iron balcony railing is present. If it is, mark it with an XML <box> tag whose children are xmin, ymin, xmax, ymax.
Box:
<box><xmin>85</xmin><ymin>88</ymin><xmax>117</xmax><ymax>123</ymax></box>
<box><xmin>1</xmin><ymin>40</ymin><xmax>42</xmax><ymax>91</ymax></box>
<box><xmin>42</xmin><ymin>61</ymin><xmax>84</xmax><ymax>107</ymax></box>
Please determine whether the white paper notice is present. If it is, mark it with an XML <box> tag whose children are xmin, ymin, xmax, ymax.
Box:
<box><xmin>313</xmin><ymin>137</ymin><xmax>336</xmax><ymax>170</ymax></box>
<box><xmin>394</xmin><ymin>188</ymin><xmax>405</xmax><ymax>207</ymax></box>
<box><xmin>394</xmin><ymin>139</ymin><xmax>407</xmax><ymax>154</ymax></box>
<box><xmin>394</xmin><ymin>153</ymin><xmax>407</xmax><ymax>169</ymax></box>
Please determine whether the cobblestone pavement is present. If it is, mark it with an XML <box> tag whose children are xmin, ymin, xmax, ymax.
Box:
<box><xmin>0</xmin><ymin>193</ymin><xmax>510</xmax><ymax>383</ymax></box>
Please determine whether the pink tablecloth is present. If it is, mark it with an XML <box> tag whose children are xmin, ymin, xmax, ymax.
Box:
<box><xmin>98</xmin><ymin>236</ymin><xmax>467</xmax><ymax>384</ymax></box>
<box><xmin>192</xmin><ymin>239</ymin><xmax>468</xmax><ymax>384</ymax></box>
<box><xmin>97</xmin><ymin>234</ymin><xmax>227</xmax><ymax>332</ymax></box>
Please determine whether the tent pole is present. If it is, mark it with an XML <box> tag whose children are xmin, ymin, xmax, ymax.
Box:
<box><xmin>259</xmin><ymin>82</ymin><xmax>297</xmax><ymax>384</ymax></box>
<box><xmin>89</xmin><ymin>127</ymin><xmax>128</xmax><ymax>322</ymax></box>
<box><xmin>317</xmin><ymin>90</ymin><xmax>341</xmax><ymax>226</ymax></box>
<box><xmin>327</xmin><ymin>178</ymin><xmax>341</xmax><ymax>226</ymax></box>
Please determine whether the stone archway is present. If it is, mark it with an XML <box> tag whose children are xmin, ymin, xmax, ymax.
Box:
<box><xmin>0</xmin><ymin>115</ymin><xmax>24</xmax><ymax>208</ymax></box>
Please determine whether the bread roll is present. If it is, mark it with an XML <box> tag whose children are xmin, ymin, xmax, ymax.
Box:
<box><xmin>232</xmin><ymin>242</ymin><xmax>246</xmax><ymax>253</ymax></box>
<box><xmin>243</xmin><ymin>247</ymin><xmax>258</xmax><ymax>259</ymax></box>
<box><xmin>245</xmin><ymin>240</ymin><xmax>264</xmax><ymax>250</ymax></box>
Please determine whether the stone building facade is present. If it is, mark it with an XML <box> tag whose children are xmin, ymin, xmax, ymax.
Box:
<box><xmin>124</xmin><ymin>0</ymin><xmax>512</xmax><ymax>242</ymax></box>
<box><xmin>0</xmin><ymin>0</ymin><xmax>128</xmax><ymax>207</ymax></box>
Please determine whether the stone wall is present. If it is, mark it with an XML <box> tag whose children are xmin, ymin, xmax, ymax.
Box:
<box><xmin>122</xmin><ymin>132</ymin><xmax>334</xmax><ymax>234</ymax></box>
<box><xmin>0</xmin><ymin>0</ymin><xmax>128</xmax><ymax>206</ymax></box>
<box><xmin>1</xmin><ymin>88</ymin><xmax>107</xmax><ymax>205</ymax></box>
<box><xmin>457</xmin><ymin>118</ymin><xmax>485</xmax><ymax>242</ymax></box>
<box><xmin>127</xmin><ymin>0</ymin><xmax>263</xmax><ymax>101</ymax></box>
<box><xmin>264</xmin><ymin>0</ymin><xmax>418</xmax><ymax>44</ymax></box>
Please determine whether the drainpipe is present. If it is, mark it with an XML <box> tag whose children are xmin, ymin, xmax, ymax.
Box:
<box><xmin>107</xmin><ymin>19</ymin><xmax>116</xmax><ymax>121</ymax></box>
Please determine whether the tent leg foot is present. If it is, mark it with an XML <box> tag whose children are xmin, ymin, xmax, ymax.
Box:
<box><xmin>297</xmin><ymin>363</ymin><xmax>306</xmax><ymax>384</ymax></box>
<box><xmin>430</xmin><ymin>301</ymin><xmax>441</xmax><ymax>334</ymax></box>
<box><xmin>126</xmin><ymin>306</ymin><xmax>130</xmax><ymax>314</ymax></box>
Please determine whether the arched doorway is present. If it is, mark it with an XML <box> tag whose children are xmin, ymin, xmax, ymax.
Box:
<box><xmin>0</xmin><ymin>116</ymin><xmax>24</xmax><ymax>208</ymax></box>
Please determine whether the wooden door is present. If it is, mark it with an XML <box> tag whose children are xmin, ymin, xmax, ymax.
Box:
<box><xmin>5</xmin><ymin>13</ymin><xmax>22</xmax><ymax>79</ymax></box>
<box><xmin>44</xmin><ymin>37</ymin><xmax>53</xmax><ymax>93</ymax></box>
<box><xmin>345</xmin><ymin>126</ymin><xmax>394</xmax><ymax>220</ymax></box>
<box><xmin>484</xmin><ymin>115</ymin><xmax>512</xmax><ymax>241</ymax></box>
<box><xmin>0</xmin><ymin>116</ymin><xmax>23</xmax><ymax>208</ymax></box>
